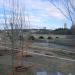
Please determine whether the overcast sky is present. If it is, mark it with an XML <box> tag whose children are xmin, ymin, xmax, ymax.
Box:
<box><xmin>0</xmin><ymin>0</ymin><xmax>72</xmax><ymax>29</ymax></box>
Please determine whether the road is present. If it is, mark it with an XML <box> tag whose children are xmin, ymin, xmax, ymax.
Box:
<box><xmin>23</xmin><ymin>51</ymin><xmax>75</xmax><ymax>62</ymax></box>
<box><xmin>31</xmin><ymin>42</ymin><xmax>75</xmax><ymax>53</ymax></box>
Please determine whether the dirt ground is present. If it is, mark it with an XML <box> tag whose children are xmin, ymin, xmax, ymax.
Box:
<box><xmin>0</xmin><ymin>53</ymin><xmax>75</xmax><ymax>75</ymax></box>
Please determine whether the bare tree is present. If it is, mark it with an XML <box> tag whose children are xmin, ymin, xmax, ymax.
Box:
<box><xmin>48</xmin><ymin>0</ymin><xmax>75</xmax><ymax>34</ymax></box>
<box><xmin>48</xmin><ymin>0</ymin><xmax>75</xmax><ymax>22</ymax></box>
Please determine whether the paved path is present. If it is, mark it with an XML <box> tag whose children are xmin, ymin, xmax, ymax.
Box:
<box><xmin>23</xmin><ymin>51</ymin><xmax>75</xmax><ymax>62</ymax></box>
